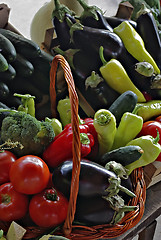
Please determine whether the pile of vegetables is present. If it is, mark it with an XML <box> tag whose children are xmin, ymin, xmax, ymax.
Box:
<box><xmin>0</xmin><ymin>28</ymin><xmax>54</xmax><ymax>120</ymax></box>
<box><xmin>1</xmin><ymin>0</ymin><xmax>161</xmax><ymax>239</ymax></box>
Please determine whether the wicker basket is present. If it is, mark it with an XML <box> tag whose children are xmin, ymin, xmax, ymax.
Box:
<box><xmin>0</xmin><ymin>54</ymin><xmax>146</xmax><ymax>240</ymax></box>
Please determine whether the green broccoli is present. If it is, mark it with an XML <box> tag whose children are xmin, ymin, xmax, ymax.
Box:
<box><xmin>0</xmin><ymin>110</ymin><xmax>55</xmax><ymax>157</ymax></box>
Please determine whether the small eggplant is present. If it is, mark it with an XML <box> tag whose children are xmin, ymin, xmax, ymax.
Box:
<box><xmin>122</xmin><ymin>61</ymin><xmax>154</xmax><ymax>95</ymax></box>
<box><xmin>52</xmin><ymin>159</ymin><xmax>134</xmax><ymax>200</ymax></box>
<box><xmin>53</xmin><ymin>48</ymin><xmax>119</xmax><ymax>111</ymax></box>
<box><xmin>105</xmin><ymin>16</ymin><xmax>137</xmax><ymax>29</ymax></box>
<box><xmin>52</xmin><ymin>0</ymin><xmax>76</xmax><ymax>50</ymax></box>
<box><xmin>70</xmin><ymin>23</ymin><xmax>124</xmax><ymax>61</ymax></box>
<box><xmin>136</xmin><ymin>10</ymin><xmax>161</xmax><ymax>69</ymax></box>
<box><xmin>77</xmin><ymin>0</ymin><xmax>113</xmax><ymax>31</ymax></box>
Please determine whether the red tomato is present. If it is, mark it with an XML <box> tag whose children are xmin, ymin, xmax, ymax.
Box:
<box><xmin>0</xmin><ymin>182</ymin><xmax>29</xmax><ymax>222</ymax></box>
<box><xmin>29</xmin><ymin>188</ymin><xmax>68</xmax><ymax>227</ymax></box>
<box><xmin>138</xmin><ymin>121</ymin><xmax>161</xmax><ymax>161</ymax></box>
<box><xmin>0</xmin><ymin>151</ymin><xmax>17</xmax><ymax>185</ymax></box>
<box><xmin>9</xmin><ymin>155</ymin><xmax>50</xmax><ymax>195</ymax></box>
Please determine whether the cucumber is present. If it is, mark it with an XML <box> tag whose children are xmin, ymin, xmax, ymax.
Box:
<box><xmin>0</xmin><ymin>33</ymin><xmax>17</xmax><ymax>62</ymax></box>
<box><xmin>9</xmin><ymin>77</ymin><xmax>43</xmax><ymax>104</ymax></box>
<box><xmin>28</xmin><ymin>69</ymin><xmax>50</xmax><ymax>94</ymax></box>
<box><xmin>29</xmin><ymin>49</ymin><xmax>54</xmax><ymax>76</ymax></box>
<box><xmin>0</xmin><ymin>64</ymin><xmax>16</xmax><ymax>82</ymax></box>
<box><xmin>0</xmin><ymin>28</ymin><xmax>41</xmax><ymax>58</ymax></box>
<box><xmin>100</xmin><ymin>145</ymin><xmax>144</xmax><ymax>166</ymax></box>
<box><xmin>0</xmin><ymin>82</ymin><xmax>10</xmax><ymax>101</ymax></box>
<box><xmin>108</xmin><ymin>90</ymin><xmax>138</xmax><ymax>125</ymax></box>
<box><xmin>11</xmin><ymin>54</ymin><xmax>34</xmax><ymax>77</ymax></box>
<box><xmin>0</xmin><ymin>53</ymin><xmax>8</xmax><ymax>72</ymax></box>
<box><xmin>0</xmin><ymin>101</ymin><xmax>11</xmax><ymax>128</ymax></box>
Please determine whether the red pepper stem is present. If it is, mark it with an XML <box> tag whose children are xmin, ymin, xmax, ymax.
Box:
<box><xmin>153</xmin><ymin>130</ymin><xmax>160</xmax><ymax>144</ymax></box>
<box><xmin>80</xmin><ymin>133</ymin><xmax>90</xmax><ymax>145</ymax></box>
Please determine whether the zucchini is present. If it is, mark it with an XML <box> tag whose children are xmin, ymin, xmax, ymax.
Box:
<box><xmin>0</xmin><ymin>29</ymin><xmax>41</xmax><ymax>58</ymax></box>
<box><xmin>28</xmin><ymin>69</ymin><xmax>50</xmax><ymax>94</ymax></box>
<box><xmin>108</xmin><ymin>90</ymin><xmax>138</xmax><ymax>125</ymax></box>
<box><xmin>100</xmin><ymin>145</ymin><xmax>144</xmax><ymax>167</ymax></box>
<box><xmin>0</xmin><ymin>82</ymin><xmax>10</xmax><ymax>101</ymax></box>
<box><xmin>0</xmin><ymin>33</ymin><xmax>17</xmax><ymax>62</ymax></box>
<box><xmin>0</xmin><ymin>53</ymin><xmax>8</xmax><ymax>72</ymax></box>
<box><xmin>0</xmin><ymin>101</ymin><xmax>11</xmax><ymax>128</ymax></box>
<box><xmin>11</xmin><ymin>54</ymin><xmax>34</xmax><ymax>77</ymax></box>
<box><xmin>2</xmin><ymin>93</ymin><xmax>22</xmax><ymax>109</ymax></box>
<box><xmin>0</xmin><ymin>64</ymin><xmax>16</xmax><ymax>82</ymax></box>
<box><xmin>9</xmin><ymin>77</ymin><xmax>43</xmax><ymax>104</ymax></box>
<box><xmin>29</xmin><ymin>49</ymin><xmax>53</xmax><ymax>76</ymax></box>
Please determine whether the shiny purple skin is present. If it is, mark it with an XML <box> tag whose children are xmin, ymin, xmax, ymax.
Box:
<box><xmin>75</xmin><ymin>196</ymin><xmax>115</xmax><ymax>225</ymax></box>
<box><xmin>52</xmin><ymin>159</ymin><xmax>117</xmax><ymax>199</ymax></box>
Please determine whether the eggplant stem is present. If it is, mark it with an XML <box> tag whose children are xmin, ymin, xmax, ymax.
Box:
<box><xmin>118</xmin><ymin>185</ymin><xmax>136</xmax><ymax>198</ymax></box>
<box><xmin>99</xmin><ymin>46</ymin><xmax>107</xmax><ymax>66</ymax></box>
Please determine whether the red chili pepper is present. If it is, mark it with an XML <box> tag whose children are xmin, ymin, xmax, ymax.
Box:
<box><xmin>42</xmin><ymin>124</ymin><xmax>94</xmax><ymax>168</ymax></box>
<box><xmin>83</xmin><ymin>118</ymin><xmax>99</xmax><ymax>159</ymax></box>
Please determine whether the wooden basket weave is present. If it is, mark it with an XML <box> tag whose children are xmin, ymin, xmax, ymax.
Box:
<box><xmin>0</xmin><ymin>54</ymin><xmax>146</xmax><ymax>240</ymax></box>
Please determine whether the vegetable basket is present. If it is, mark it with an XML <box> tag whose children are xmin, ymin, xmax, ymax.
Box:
<box><xmin>0</xmin><ymin>54</ymin><xmax>146</xmax><ymax>240</ymax></box>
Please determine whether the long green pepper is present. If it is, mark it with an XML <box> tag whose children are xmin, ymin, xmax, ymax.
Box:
<box><xmin>99</xmin><ymin>47</ymin><xmax>146</xmax><ymax>103</ymax></box>
<box><xmin>112</xmin><ymin>112</ymin><xmax>143</xmax><ymax>150</ymax></box>
<box><xmin>126</xmin><ymin>133</ymin><xmax>161</xmax><ymax>175</ymax></box>
<box><xmin>113</xmin><ymin>21</ymin><xmax>160</xmax><ymax>74</ymax></box>
<box><xmin>133</xmin><ymin>100</ymin><xmax>161</xmax><ymax>121</ymax></box>
<box><xmin>93</xmin><ymin>109</ymin><xmax>116</xmax><ymax>156</ymax></box>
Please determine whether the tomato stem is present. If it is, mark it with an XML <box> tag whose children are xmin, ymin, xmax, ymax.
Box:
<box><xmin>45</xmin><ymin>188</ymin><xmax>58</xmax><ymax>201</ymax></box>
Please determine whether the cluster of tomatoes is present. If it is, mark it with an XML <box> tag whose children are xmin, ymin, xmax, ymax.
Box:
<box><xmin>0</xmin><ymin>153</ymin><xmax>69</xmax><ymax>228</ymax></box>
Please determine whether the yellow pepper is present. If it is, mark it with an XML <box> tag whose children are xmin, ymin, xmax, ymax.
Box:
<box><xmin>113</xmin><ymin>21</ymin><xmax>160</xmax><ymax>74</ymax></box>
<box><xmin>99</xmin><ymin>47</ymin><xmax>146</xmax><ymax>102</ymax></box>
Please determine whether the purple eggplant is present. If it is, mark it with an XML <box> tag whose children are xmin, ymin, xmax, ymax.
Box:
<box><xmin>52</xmin><ymin>159</ymin><xmax>134</xmax><ymax>200</ymax></box>
<box><xmin>53</xmin><ymin>48</ymin><xmax>119</xmax><ymax>111</ymax></box>
<box><xmin>52</xmin><ymin>160</ymin><xmax>136</xmax><ymax>226</ymax></box>
<box><xmin>75</xmin><ymin>196</ymin><xmax>115</xmax><ymax>225</ymax></box>
<box><xmin>136</xmin><ymin>10</ymin><xmax>161</xmax><ymax>69</ymax></box>
<box><xmin>52</xmin><ymin>0</ymin><xmax>76</xmax><ymax>50</ymax></box>
<box><xmin>105</xmin><ymin>16</ymin><xmax>137</xmax><ymax>29</ymax></box>
<box><xmin>77</xmin><ymin>0</ymin><xmax>113</xmax><ymax>31</ymax></box>
<box><xmin>75</xmin><ymin>194</ymin><xmax>137</xmax><ymax>225</ymax></box>
<box><xmin>70</xmin><ymin>23</ymin><xmax>124</xmax><ymax>61</ymax></box>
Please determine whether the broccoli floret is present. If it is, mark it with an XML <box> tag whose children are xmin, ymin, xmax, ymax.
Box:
<box><xmin>0</xmin><ymin>111</ymin><xmax>55</xmax><ymax>157</ymax></box>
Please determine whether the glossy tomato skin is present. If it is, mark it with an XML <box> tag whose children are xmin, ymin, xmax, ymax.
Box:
<box><xmin>0</xmin><ymin>182</ymin><xmax>29</xmax><ymax>222</ymax></box>
<box><xmin>138</xmin><ymin>120</ymin><xmax>161</xmax><ymax>161</ymax></box>
<box><xmin>0</xmin><ymin>151</ymin><xmax>17</xmax><ymax>185</ymax></box>
<box><xmin>29</xmin><ymin>188</ymin><xmax>68</xmax><ymax>227</ymax></box>
<box><xmin>9</xmin><ymin>155</ymin><xmax>50</xmax><ymax>194</ymax></box>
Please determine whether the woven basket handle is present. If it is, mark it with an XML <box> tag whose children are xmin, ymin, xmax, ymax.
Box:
<box><xmin>50</xmin><ymin>54</ymin><xmax>81</xmax><ymax>236</ymax></box>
